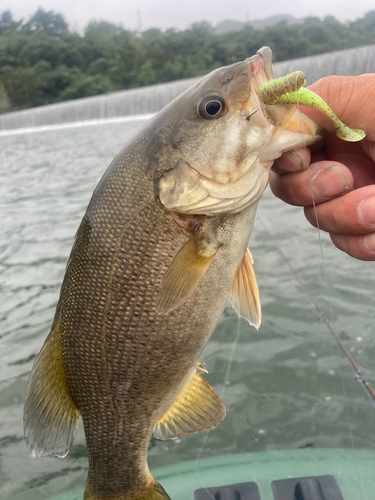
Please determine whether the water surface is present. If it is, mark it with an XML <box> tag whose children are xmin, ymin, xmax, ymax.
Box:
<box><xmin>1</xmin><ymin>118</ymin><xmax>375</xmax><ymax>500</ymax></box>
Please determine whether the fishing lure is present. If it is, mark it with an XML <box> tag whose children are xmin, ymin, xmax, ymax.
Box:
<box><xmin>259</xmin><ymin>71</ymin><xmax>366</xmax><ymax>142</ymax></box>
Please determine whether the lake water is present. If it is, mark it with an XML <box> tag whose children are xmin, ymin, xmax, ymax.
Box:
<box><xmin>1</xmin><ymin>117</ymin><xmax>375</xmax><ymax>500</ymax></box>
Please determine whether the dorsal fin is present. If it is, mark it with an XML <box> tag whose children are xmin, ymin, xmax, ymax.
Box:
<box><xmin>153</xmin><ymin>367</ymin><xmax>226</xmax><ymax>440</ymax></box>
<box><xmin>24</xmin><ymin>322</ymin><xmax>79</xmax><ymax>457</ymax></box>
<box><xmin>155</xmin><ymin>234</ymin><xmax>216</xmax><ymax>314</ymax></box>
<box><xmin>231</xmin><ymin>248</ymin><xmax>261</xmax><ymax>329</ymax></box>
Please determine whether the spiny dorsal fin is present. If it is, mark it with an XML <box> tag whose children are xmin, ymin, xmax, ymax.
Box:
<box><xmin>153</xmin><ymin>367</ymin><xmax>226</xmax><ymax>440</ymax></box>
<box><xmin>231</xmin><ymin>248</ymin><xmax>261</xmax><ymax>329</ymax></box>
<box><xmin>24</xmin><ymin>323</ymin><xmax>79</xmax><ymax>458</ymax></box>
<box><xmin>155</xmin><ymin>235</ymin><xmax>216</xmax><ymax>314</ymax></box>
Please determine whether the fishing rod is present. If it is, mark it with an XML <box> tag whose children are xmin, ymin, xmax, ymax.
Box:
<box><xmin>259</xmin><ymin>218</ymin><xmax>375</xmax><ymax>408</ymax></box>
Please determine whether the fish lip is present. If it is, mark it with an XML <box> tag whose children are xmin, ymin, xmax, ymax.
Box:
<box><xmin>240</xmin><ymin>48</ymin><xmax>273</xmax><ymax>122</ymax></box>
<box><xmin>256</xmin><ymin>46</ymin><xmax>274</xmax><ymax>80</ymax></box>
<box><xmin>245</xmin><ymin>46</ymin><xmax>273</xmax><ymax>86</ymax></box>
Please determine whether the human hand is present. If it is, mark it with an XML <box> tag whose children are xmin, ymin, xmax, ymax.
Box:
<box><xmin>269</xmin><ymin>74</ymin><xmax>375</xmax><ymax>260</ymax></box>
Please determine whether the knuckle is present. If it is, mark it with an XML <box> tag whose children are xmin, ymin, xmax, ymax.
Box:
<box><xmin>326</xmin><ymin>210</ymin><xmax>344</xmax><ymax>233</ymax></box>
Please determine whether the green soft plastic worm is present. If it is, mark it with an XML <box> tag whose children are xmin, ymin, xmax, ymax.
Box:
<box><xmin>259</xmin><ymin>71</ymin><xmax>366</xmax><ymax>142</ymax></box>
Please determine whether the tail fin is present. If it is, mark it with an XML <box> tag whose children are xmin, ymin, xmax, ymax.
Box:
<box><xmin>84</xmin><ymin>476</ymin><xmax>171</xmax><ymax>500</ymax></box>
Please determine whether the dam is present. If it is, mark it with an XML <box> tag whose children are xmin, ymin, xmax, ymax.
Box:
<box><xmin>0</xmin><ymin>44</ymin><xmax>374</xmax><ymax>131</ymax></box>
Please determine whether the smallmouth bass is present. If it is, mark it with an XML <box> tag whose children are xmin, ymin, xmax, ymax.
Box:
<box><xmin>24</xmin><ymin>47</ymin><xmax>323</xmax><ymax>500</ymax></box>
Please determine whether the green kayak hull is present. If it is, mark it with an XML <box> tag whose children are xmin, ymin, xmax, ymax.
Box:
<box><xmin>49</xmin><ymin>448</ymin><xmax>375</xmax><ymax>500</ymax></box>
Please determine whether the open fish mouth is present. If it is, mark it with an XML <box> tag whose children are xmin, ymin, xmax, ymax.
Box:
<box><xmin>237</xmin><ymin>47</ymin><xmax>276</xmax><ymax>123</ymax></box>
<box><xmin>244</xmin><ymin>47</ymin><xmax>321</xmax><ymax>136</ymax></box>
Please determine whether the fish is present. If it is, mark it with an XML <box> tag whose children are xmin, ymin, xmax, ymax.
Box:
<box><xmin>23</xmin><ymin>47</ymin><xmax>322</xmax><ymax>500</ymax></box>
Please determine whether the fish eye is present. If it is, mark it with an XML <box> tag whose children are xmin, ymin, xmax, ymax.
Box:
<box><xmin>196</xmin><ymin>95</ymin><xmax>225</xmax><ymax>120</ymax></box>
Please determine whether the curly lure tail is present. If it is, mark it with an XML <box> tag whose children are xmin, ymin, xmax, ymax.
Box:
<box><xmin>259</xmin><ymin>71</ymin><xmax>366</xmax><ymax>142</ymax></box>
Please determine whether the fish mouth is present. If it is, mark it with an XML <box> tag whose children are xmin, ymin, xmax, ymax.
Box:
<box><xmin>243</xmin><ymin>47</ymin><xmax>322</xmax><ymax>139</ymax></box>
<box><xmin>240</xmin><ymin>47</ymin><xmax>286</xmax><ymax>127</ymax></box>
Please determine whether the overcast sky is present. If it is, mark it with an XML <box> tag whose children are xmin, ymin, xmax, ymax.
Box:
<box><xmin>6</xmin><ymin>0</ymin><xmax>375</xmax><ymax>32</ymax></box>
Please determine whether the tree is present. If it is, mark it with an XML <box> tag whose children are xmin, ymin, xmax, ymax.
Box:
<box><xmin>22</xmin><ymin>8</ymin><xmax>68</xmax><ymax>36</ymax></box>
<box><xmin>0</xmin><ymin>66</ymin><xmax>44</xmax><ymax>108</ymax></box>
<box><xmin>0</xmin><ymin>11</ymin><xmax>21</xmax><ymax>35</ymax></box>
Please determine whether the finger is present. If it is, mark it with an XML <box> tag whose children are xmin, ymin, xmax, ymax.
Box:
<box><xmin>270</xmin><ymin>161</ymin><xmax>353</xmax><ymax>207</ymax></box>
<box><xmin>304</xmin><ymin>185</ymin><xmax>375</xmax><ymax>235</ymax></box>
<box><xmin>323</xmin><ymin>136</ymin><xmax>375</xmax><ymax>189</ymax></box>
<box><xmin>362</xmin><ymin>140</ymin><xmax>375</xmax><ymax>164</ymax></box>
<box><xmin>330</xmin><ymin>233</ymin><xmax>375</xmax><ymax>261</ymax></box>
<box><xmin>272</xmin><ymin>148</ymin><xmax>311</xmax><ymax>174</ymax></box>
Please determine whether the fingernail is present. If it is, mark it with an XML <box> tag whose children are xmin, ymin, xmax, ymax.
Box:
<box><xmin>364</xmin><ymin>233</ymin><xmax>375</xmax><ymax>252</ymax></box>
<box><xmin>274</xmin><ymin>150</ymin><xmax>304</xmax><ymax>172</ymax></box>
<box><xmin>311</xmin><ymin>165</ymin><xmax>350</xmax><ymax>199</ymax></box>
<box><xmin>358</xmin><ymin>197</ymin><xmax>375</xmax><ymax>225</ymax></box>
<box><xmin>287</xmin><ymin>151</ymin><xmax>304</xmax><ymax>170</ymax></box>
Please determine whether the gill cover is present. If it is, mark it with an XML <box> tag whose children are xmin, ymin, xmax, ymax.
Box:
<box><xmin>158</xmin><ymin>155</ymin><xmax>269</xmax><ymax>215</ymax></box>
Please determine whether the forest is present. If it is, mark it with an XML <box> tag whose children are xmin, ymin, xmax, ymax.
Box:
<box><xmin>0</xmin><ymin>8</ymin><xmax>375</xmax><ymax>112</ymax></box>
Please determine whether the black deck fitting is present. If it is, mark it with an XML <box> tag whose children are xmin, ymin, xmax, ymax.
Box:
<box><xmin>271</xmin><ymin>475</ymin><xmax>344</xmax><ymax>500</ymax></box>
<box><xmin>194</xmin><ymin>482</ymin><xmax>261</xmax><ymax>500</ymax></box>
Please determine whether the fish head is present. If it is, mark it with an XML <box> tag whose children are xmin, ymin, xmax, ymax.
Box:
<box><xmin>156</xmin><ymin>47</ymin><xmax>322</xmax><ymax>216</ymax></box>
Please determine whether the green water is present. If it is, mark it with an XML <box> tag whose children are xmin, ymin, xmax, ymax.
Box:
<box><xmin>1</xmin><ymin>118</ymin><xmax>375</xmax><ymax>500</ymax></box>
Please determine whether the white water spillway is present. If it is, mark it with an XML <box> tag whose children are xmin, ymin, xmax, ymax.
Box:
<box><xmin>0</xmin><ymin>44</ymin><xmax>374</xmax><ymax>132</ymax></box>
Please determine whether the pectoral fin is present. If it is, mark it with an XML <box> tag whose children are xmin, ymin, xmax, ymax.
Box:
<box><xmin>155</xmin><ymin>234</ymin><xmax>216</xmax><ymax>314</ymax></box>
<box><xmin>153</xmin><ymin>367</ymin><xmax>226</xmax><ymax>440</ymax></box>
<box><xmin>24</xmin><ymin>322</ymin><xmax>79</xmax><ymax>458</ymax></box>
<box><xmin>231</xmin><ymin>248</ymin><xmax>261</xmax><ymax>329</ymax></box>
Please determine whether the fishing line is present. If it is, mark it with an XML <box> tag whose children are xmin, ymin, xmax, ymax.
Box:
<box><xmin>219</xmin><ymin>313</ymin><xmax>243</xmax><ymax>401</ymax></box>
<box><xmin>194</xmin><ymin>309</ymin><xmax>242</xmax><ymax>497</ymax></box>
<box><xmin>258</xmin><ymin>219</ymin><xmax>375</xmax><ymax>407</ymax></box>
<box><xmin>293</xmin><ymin>86</ymin><xmax>364</xmax><ymax>498</ymax></box>
<box><xmin>294</xmin><ymin>79</ymin><xmax>341</xmax><ymax>383</ymax></box>
<box><xmin>297</xmin><ymin>97</ymin><xmax>364</xmax><ymax>500</ymax></box>
<box><xmin>259</xmin><ymin>218</ymin><xmax>367</xmax><ymax>500</ymax></box>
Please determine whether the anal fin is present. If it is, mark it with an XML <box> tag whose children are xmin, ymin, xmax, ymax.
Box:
<box><xmin>231</xmin><ymin>248</ymin><xmax>261</xmax><ymax>329</ymax></box>
<box><xmin>153</xmin><ymin>366</ymin><xmax>226</xmax><ymax>440</ymax></box>
<box><xmin>24</xmin><ymin>322</ymin><xmax>79</xmax><ymax>458</ymax></box>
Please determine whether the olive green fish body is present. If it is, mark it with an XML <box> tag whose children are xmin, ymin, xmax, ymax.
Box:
<box><xmin>24</xmin><ymin>47</ymin><xmax>325</xmax><ymax>500</ymax></box>
<box><xmin>61</xmin><ymin>139</ymin><xmax>255</xmax><ymax>494</ymax></box>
